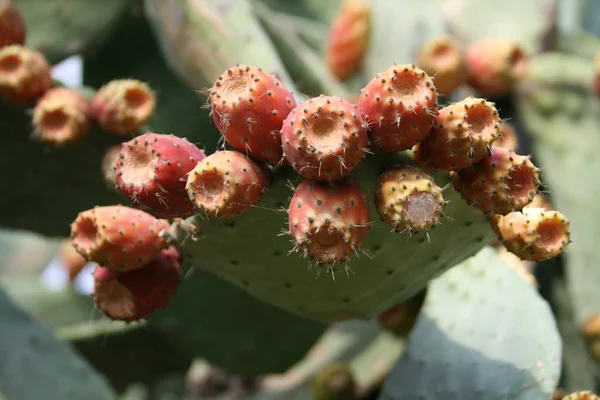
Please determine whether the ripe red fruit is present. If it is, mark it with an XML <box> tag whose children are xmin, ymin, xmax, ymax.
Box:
<box><xmin>208</xmin><ymin>64</ymin><xmax>297</xmax><ymax>165</ymax></box>
<box><xmin>0</xmin><ymin>45</ymin><xmax>51</xmax><ymax>106</ymax></box>
<box><xmin>32</xmin><ymin>87</ymin><xmax>92</xmax><ymax>146</ymax></box>
<box><xmin>92</xmin><ymin>246</ymin><xmax>182</xmax><ymax>321</ymax></box>
<box><xmin>281</xmin><ymin>95</ymin><xmax>369</xmax><ymax>181</ymax></box>
<box><xmin>416</xmin><ymin>35</ymin><xmax>468</xmax><ymax>96</ymax></box>
<box><xmin>0</xmin><ymin>1</ymin><xmax>26</xmax><ymax>48</ymax></box>
<box><xmin>70</xmin><ymin>205</ymin><xmax>169</xmax><ymax>271</ymax></box>
<box><xmin>186</xmin><ymin>150</ymin><xmax>269</xmax><ymax>219</ymax></box>
<box><xmin>115</xmin><ymin>133</ymin><xmax>206</xmax><ymax>218</ymax></box>
<box><xmin>358</xmin><ymin>63</ymin><xmax>439</xmax><ymax>153</ymax></box>
<box><xmin>287</xmin><ymin>177</ymin><xmax>371</xmax><ymax>267</ymax></box>
<box><xmin>378</xmin><ymin>288</ymin><xmax>427</xmax><ymax>337</ymax></box>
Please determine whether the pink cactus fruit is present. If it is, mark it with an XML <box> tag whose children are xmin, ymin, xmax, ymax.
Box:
<box><xmin>375</xmin><ymin>165</ymin><xmax>445</xmax><ymax>233</ymax></box>
<box><xmin>451</xmin><ymin>147</ymin><xmax>541</xmax><ymax>215</ymax></box>
<box><xmin>465</xmin><ymin>37</ymin><xmax>527</xmax><ymax>97</ymax></box>
<box><xmin>0</xmin><ymin>44</ymin><xmax>51</xmax><ymax>105</ymax></box>
<box><xmin>90</xmin><ymin>79</ymin><xmax>156</xmax><ymax>135</ymax></box>
<box><xmin>413</xmin><ymin>97</ymin><xmax>501</xmax><ymax>171</ymax></box>
<box><xmin>378</xmin><ymin>288</ymin><xmax>427</xmax><ymax>338</ymax></box>
<box><xmin>281</xmin><ymin>95</ymin><xmax>369</xmax><ymax>181</ymax></box>
<box><xmin>287</xmin><ymin>177</ymin><xmax>371</xmax><ymax>266</ymax></box>
<box><xmin>493</xmin><ymin>120</ymin><xmax>519</xmax><ymax>151</ymax></box>
<box><xmin>0</xmin><ymin>1</ymin><xmax>25</xmax><ymax>48</ymax></box>
<box><xmin>70</xmin><ymin>205</ymin><xmax>170</xmax><ymax>271</ymax></box>
<box><xmin>581</xmin><ymin>314</ymin><xmax>600</xmax><ymax>363</ymax></box>
<box><xmin>311</xmin><ymin>363</ymin><xmax>357</xmax><ymax>400</ymax></box>
<box><xmin>92</xmin><ymin>245</ymin><xmax>182</xmax><ymax>322</ymax></box>
<box><xmin>561</xmin><ymin>391</ymin><xmax>600</xmax><ymax>400</ymax></box>
<box><xmin>208</xmin><ymin>64</ymin><xmax>297</xmax><ymax>165</ymax></box>
<box><xmin>101</xmin><ymin>144</ymin><xmax>123</xmax><ymax>192</ymax></box>
<box><xmin>115</xmin><ymin>133</ymin><xmax>206</xmax><ymax>219</ymax></box>
<box><xmin>58</xmin><ymin>239</ymin><xmax>88</xmax><ymax>282</ymax></box>
<box><xmin>325</xmin><ymin>0</ymin><xmax>371</xmax><ymax>81</ymax></box>
<box><xmin>416</xmin><ymin>35</ymin><xmax>468</xmax><ymax>96</ymax></box>
<box><xmin>32</xmin><ymin>87</ymin><xmax>91</xmax><ymax>146</ymax></box>
<box><xmin>490</xmin><ymin>207</ymin><xmax>570</xmax><ymax>262</ymax></box>
<box><xmin>186</xmin><ymin>150</ymin><xmax>269</xmax><ymax>219</ymax></box>
<box><xmin>358</xmin><ymin>63</ymin><xmax>439</xmax><ymax>153</ymax></box>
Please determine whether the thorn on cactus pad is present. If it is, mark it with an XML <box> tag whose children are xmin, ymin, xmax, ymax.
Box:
<box><xmin>413</xmin><ymin>96</ymin><xmax>501</xmax><ymax>171</ymax></box>
<box><xmin>92</xmin><ymin>246</ymin><xmax>182</xmax><ymax>322</ymax></box>
<box><xmin>490</xmin><ymin>207</ymin><xmax>570</xmax><ymax>262</ymax></box>
<box><xmin>287</xmin><ymin>177</ymin><xmax>371</xmax><ymax>268</ymax></box>
<box><xmin>0</xmin><ymin>44</ymin><xmax>51</xmax><ymax>106</ymax></box>
<box><xmin>208</xmin><ymin>64</ymin><xmax>297</xmax><ymax>165</ymax></box>
<box><xmin>115</xmin><ymin>132</ymin><xmax>207</xmax><ymax>218</ymax></box>
<box><xmin>416</xmin><ymin>35</ymin><xmax>468</xmax><ymax>96</ymax></box>
<box><xmin>90</xmin><ymin>79</ymin><xmax>156</xmax><ymax>135</ymax></box>
<box><xmin>186</xmin><ymin>150</ymin><xmax>269</xmax><ymax>219</ymax></box>
<box><xmin>281</xmin><ymin>95</ymin><xmax>369</xmax><ymax>181</ymax></box>
<box><xmin>70</xmin><ymin>205</ymin><xmax>170</xmax><ymax>271</ymax></box>
<box><xmin>451</xmin><ymin>147</ymin><xmax>541</xmax><ymax>215</ymax></box>
<box><xmin>32</xmin><ymin>87</ymin><xmax>92</xmax><ymax>146</ymax></box>
<box><xmin>358</xmin><ymin>63</ymin><xmax>439</xmax><ymax>153</ymax></box>
<box><xmin>311</xmin><ymin>363</ymin><xmax>358</xmax><ymax>400</ymax></box>
<box><xmin>375</xmin><ymin>165</ymin><xmax>446</xmax><ymax>234</ymax></box>
<box><xmin>0</xmin><ymin>1</ymin><xmax>26</xmax><ymax>48</ymax></box>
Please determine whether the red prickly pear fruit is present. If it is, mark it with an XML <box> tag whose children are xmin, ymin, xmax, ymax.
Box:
<box><xmin>493</xmin><ymin>120</ymin><xmax>519</xmax><ymax>152</ymax></box>
<box><xmin>451</xmin><ymin>147</ymin><xmax>541</xmax><ymax>215</ymax></box>
<box><xmin>560</xmin><ymin>392</ymin><xmax>600</xmax><ymax>400</ymax></box>
<box><xmin>101</xmin><ymin>144</ymin><xmax>123</xmax><ymax>192</ymax></box>
<box><xmin>311</xmin><ymin>363</ymin><xmax>357</xmax><ymax>400</ymax></box>
<box><xmin>524</xmin><ymin>193</ymin><xmax>552</xmax><ymax>212</ymax></box>
<box><xmin>582</xmin><ymin>315</ymin><xmax>600</xmax><ymax>362</ymax></box>
<box><xmin>325</xmin><ymin>0</ymin><xmax>371</xmax><ymax>81</ymax></box>
<box><xmin>90</xmin><ymin>79</ymin><xmax>156</xmax><ymax>135</ymax></box>
<box><xmin>287</xmin><ymin>177</ymin><xmax>371</xmax><ymax>266</ymax></box>
<box><xmin>374</xmin><ymin>165</ymin><xmax>446</xmax><ymax>233</ymax></box>
<box><xmin>57</xmin><ymin>239</ymin><xmax>88</xmax><ymax>281</ymax></box>
<box><xmin>378</xmin><ymin>288</ymin><xmax>427</xmax><ymax>338</ymax></box>
<box><xmin>115</xmin><ymin>133</ymin><xmax>207</xmax><ymax>219</ymax></box>
<box><xmin>416</xmin><ymin>35</ymin><xmax>468</xmax><ymax>96</ymax></box>
<box><xmin>0</xmin><ymin>45</ymin><xmax>51</xmax><ymax>106</ymax></box>
<box><xmin>92</xmin><ymin>246</ymin><xmax>182</xmax><ymax>322</ymax></box>
<box><xmin>31</xmin><ymin>87</ymin><xmax>92</xmax><ymax>146</ymax></box>
<box><xmin>490</xmin><ymin>207</ymin><xmax>570</xmax><ymax>262</ymax></box>
<box><xmin>413</xmin><ymin>97</ymin><xmax>501</xmax><ymax>171</ymax></box>
<box><xmin>465</xmin><ymin>37</ymin><xmax>527</xmax><ymax>97</ymax></box>
<box><xmin>358</xmin><ymin>63</ymin><xmax>439</xmax><ymax>153</ymax></box>
<box><xmin>70</xmin><ymin>205</ymin><xmax>170</xmax><ymax>271</ymax></box>
<box><xmin>208</xmin><ymin>64</ymin><xmax>297</xmax><ymax>165</ymax></box>
<box><xmin>281</xmin><ymin>95</ymin><xmax>369</xmax><ymax>181</ymax></box>
<box><xmin>0</xmin><ymin>1</ymin><xmax>26</xmax><ymax>48</ymax></box>
<box><xmin>186</xmin><ymin>150</ymin><xmax>269</xmax><ymax>219</ymax></box>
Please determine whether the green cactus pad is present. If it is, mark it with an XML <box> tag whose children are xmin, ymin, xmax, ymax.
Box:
<box><xmin>14</xmin><ymin>0</ymin><xmax>132</xmax><ymax>63</ymax></box>
<box><xmin>0</xmin><ymin>287</ymin><xmax>116</xmax><ymax>400</ymax></box>
<box><xmin>171</xmin><ymin>152</ymin><xmax>493</xmax><ymax>323</ymax></box>
<box><xmin>378</xmin><ymin>247</ymin><xmax>562</xmax><ymax>400</ymax></box>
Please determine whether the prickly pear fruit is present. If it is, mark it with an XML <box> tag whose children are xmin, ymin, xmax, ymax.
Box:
<box><xmin>490</xmin><ymin>207</ymin><xmax>570</xmax><ymax>262</ymax></box>
<box><xmin>581</xmin><ymin>314</ymin><xmax>600</xmax><ymax>362</ymax></box>
<box><xmin>374</xmin><ymin>165</ymin><xmax>445</xmax><ymax>233</ymax></box>
<box><xmin>378</xmin><ymin>288</ymin><xmax>427</xmax><ymax>338</ymax></box>
<box><xmin>90</xmin><ymin>79</ymin><xmax>156</xmax><ymax>135</ymax></box>
<box><xmin>115</xmin><ymin>133</ymin><xmax>207</xmax><ymax>218</ymax></box>
<box><xmin>325</xmin><ymin>0</ymin><xmax>371</xmax><ymax>81</ymax></box>
<box><xmin>208</xmin><ymin>64</ymin><xmax>297</xmax><ymax>165</ymax></box>
<box><xmin>287</xmin><ymin>177</ymin><xmax>370</xmax><ymax>268</ymax></box>
<box><xmin>465</xmin><ymin>37</ymin><xmax>527</xmax><ymax>97</ymax></box>
<box><xmin>0</xmin><ymin>44</ymin><xmax>51</xmax><ymax>105</ymax></box>
<box><xmin>593</xmin><ymin>53</ymin><xmax>600</xmax><ymax>97</ymax></box>
<box><xmin>58</xmin><ymin>239</ymin><xmax>88</xmax><ymax>281</ymax></box>
<box><xmin>451</xmin><ymin>147</ymin><xmax>541</xmax><ymax>215</ymax></box>
<box><xmin>311</xmin><ymin>364</ymin><xmax>357</xmax><ymax>400</ymax></box>
<box><xmin>281</xmin><ymin>95</ymin><xmax>368</xmax><ymax>181</ymax></box>
<box><xmin>416</xmin><ymin>35</ymin><xmax>467</xmax><ymax>96</ymax></box>
<box><xmin>70</xmin><ymin>205</ymin><xmax>169</xmax><ymax>271</ymax></box>
<box><xmin>413</xmin><ymin>97</ymin><xmax>501</xmax><ymax>171</ymax></box>
<box><xmin>186</xmin><ymin>150</ymin><xmax>269</xmax><ymax>219</ymax></box>
<box><xmin>32</xmin><ymin>87</ymin><xmax>91</xmax><ymax>146</ymax></box>
<box><xmin>358</xmin><ymin>63</ymin><xmax>438</xmax><ymax>153</ymax></box>
<box><xmin>553</xmin><ymin>388</ymin><xmax>569</xmax><ymax>400</ymax></box>
<box><xmin>493</xmin><ymin>120</ymin><xmax>519</xmax><ymax>151</ymax></box>
<box><xmin>101</xmin><ymin>144</ymin><xmax>122</xmax><ymax>191</ymax></box>
<box><xmin>0</xmin><ymin>1</ymin><xmax>25</xmax><ymax>48</ymax></box>
<box><xmin>561</xmin><ymin>391</ymin><xmax>600</xmax><ymax>400</ymax></box>
<box><xmin>92</xmin><ymin>246</ymin><xmax>182</xmax><ymax>321</ymax></box>
<box><xmin>524</xmin><ymin>193</ymin><xmax>552</xmax><ymax>212</ymax></box>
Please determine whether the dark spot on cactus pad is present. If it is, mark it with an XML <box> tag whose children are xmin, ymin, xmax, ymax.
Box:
<box><xmin>341</xmin><ymin>297</ymin><xmax>351</xmax><ymax>303</ymax></box>
<box><xmin>371</xmin><ymin>244</ymin><xmax>381</xmax><ymax>252</ymax></box>
<box><xmin>386</xmin><ymin>270</ymin><xmax>394</xmax><ymax>275</ymax></box>
<box><xmin>284</xmin><ymin>283</ymin><xmax>292</xmax><ymax>289</ymax></box>
<box><xmin>272</xmin><ymin>250</ymin><xmax>282</xmax><ymax>257</ymax></box>
<box><xmin>417</xmin><ymin>237</ymin><xmax>427</xmax><ymax>244</ymax></box>
<box><xmin>226</xmin><ymin>220</ymin><xmax>237</xmax><ymax>228</ymax></box>
<box><xmin>431</xmin><ymin>255</ymin><xmax>441</xmax><ymax>262</ymax></box>
<box><xmin>476</xmin><ymin>236</ymin><xmax>486</xmax><ymax>242</ymax></box>
<box><xmin>242</xmin><ymin>280</ymin><xmax>249</xmax><ymax>286</ymax></box>
<box><xmin>230</xmin><ymin>260</ymin><xmax>239</xmax><ymax>266</ymax></box>
<box><xmin>464</xmin><ymin>221</ymin><xmax>474</xmax><ymax>227</ymax></box>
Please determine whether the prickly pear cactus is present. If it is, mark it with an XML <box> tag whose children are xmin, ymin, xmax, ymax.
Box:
<box><xmin>378</xmin><ymin>247</ymin><xmax>562</xmax><ymax>399</ymax></box>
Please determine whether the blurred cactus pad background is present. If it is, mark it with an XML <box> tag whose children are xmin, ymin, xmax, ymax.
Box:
<box><xmin>1</xmin><ymin>0</ymin><xmax>600</xmax><ymax>399</ymax></box>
